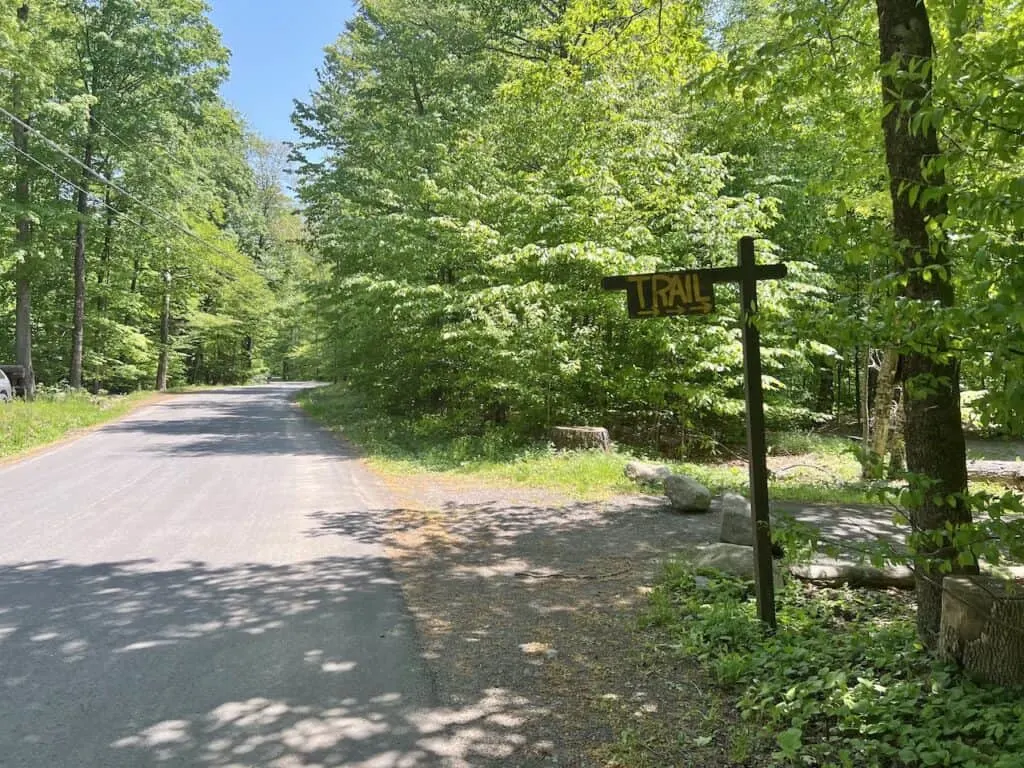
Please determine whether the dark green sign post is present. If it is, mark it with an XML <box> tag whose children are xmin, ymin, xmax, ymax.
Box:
<box><xmin>603</xmin><ymin>236</ymin><xmax>786</xmax><ymax>630</ymax></box>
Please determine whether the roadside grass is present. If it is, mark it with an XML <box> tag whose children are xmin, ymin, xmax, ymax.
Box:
<box><xmin>0</xmin><ymin>390</ymin><xmax>155</xmax><ymax>460</ymax></box>
<box><xmin>606</xmin><ymin>563</ymin><xmax>1024</xmax><ymax>768</ymax></box>
<box><xmin>299</xmin><ymin>384</ymin><xmax>890</xmax><ymax>503</ymax></box>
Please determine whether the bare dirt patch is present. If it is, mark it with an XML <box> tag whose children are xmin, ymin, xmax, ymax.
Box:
<box><xmin>362</xmin><ymin>471</ymin><xmax>766</xmax><ymax>766</ymax></box>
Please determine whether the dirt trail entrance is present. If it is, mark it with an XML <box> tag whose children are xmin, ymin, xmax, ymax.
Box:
<box><xmin>354</xmin><ymin>473</ymin><xmax>897</xmax><ymax>766</ymax></box>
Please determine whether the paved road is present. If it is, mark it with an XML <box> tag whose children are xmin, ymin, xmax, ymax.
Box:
<box><xmin>0</xmin><ymin>385</ymin><xmax>484</xmax><ymax>768</ymax></box>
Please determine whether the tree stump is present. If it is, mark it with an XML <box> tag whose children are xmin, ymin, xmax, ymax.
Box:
<box><xmin>939</xmin><ymin>575</ymin><xmax>1024</xmax><ymax>686</ymax></box>
<box><xmin>550</xmin><ymin>426</ymin><xmax>611</xmax><ymax>453</ymax></box>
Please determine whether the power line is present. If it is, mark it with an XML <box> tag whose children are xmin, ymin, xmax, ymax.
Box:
<box><xmin>0</xmin><ymin>134</ymin><xmax>247</xmax><ymax>282</ymax></box>
<box><xmin>0</xmin><ymin>134</ymin><xmax>191</xmax><ymax>299</ymax></box>
<box><xmin>0</xmin><ymin>105</ymin><xmax>246</xmax><ymax>267</ymax></box>
<box><xmin>0</xmin><ymin>134</ymin><xmax>151</xmax><ymax>234</ymax></box>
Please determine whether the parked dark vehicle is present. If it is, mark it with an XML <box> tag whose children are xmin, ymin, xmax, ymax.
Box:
<box><xmin>0</xmin><ymin>365</ymin><xmax>26</xmax><ymax>400</ymax></box>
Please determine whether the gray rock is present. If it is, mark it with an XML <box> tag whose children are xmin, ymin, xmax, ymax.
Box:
<box><xmin>624</xmin><ymin>461</ymin><xmax>673</xmax><ymax>484</ymax></box>
<box><xmin>720</xmin><ymin>493</ymin><xmax>753</xmax><ymax>546</ymax></box>
<box><xmin>664</xmin><ymin>474</ymin><xmax>711</xmax><ymax>513</ymax></box>
<box><xmin>692</xmin><ymin>543</ymin><xmax>784</xmax><ymax>588</ymax></box>
<box><xmin>789</xmin><ymin>558</ymin><xmax>914</xmax><ymax>589</ymax></box>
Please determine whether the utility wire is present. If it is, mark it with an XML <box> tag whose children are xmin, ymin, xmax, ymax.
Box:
<box><xmin>0</xmin><ymin>105</ymin><xmax>246</xmax><ymax>267</ymax></box>
<box><xmin>0</xmin><ymin>134</ymin><xmax>151</xmax><ymax>235</ymax></box>
<box><xmin>0</xmin><ymin>134</ymin><xmax>189</xmax><ymax>298</ymax></box>
<box><xmin>0</xmin><ymin>134</ymin><xmax>242</xmax><ymax>283</ymax></box>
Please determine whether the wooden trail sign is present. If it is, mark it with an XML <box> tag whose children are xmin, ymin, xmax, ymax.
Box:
<box><xmin>601</xmin><ymin>270</ymin><xmax>717</xmax><ymax>317</ymax></box>
<box><xmin>602</xmin><ymin>237</ymin><xmax>787</xmax><ymax>630</ymax></box>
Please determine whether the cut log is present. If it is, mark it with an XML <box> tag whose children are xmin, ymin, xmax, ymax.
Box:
<box><xmin>967</xmin><ymin>460</ymin><xmax>1024</xmax><ymax>489</ymax></box>
<box><xmin>789</xmin><ymin>559</ymin><xmax>915</xmax><ymax>589</ymax></box>
<box><xmin>550</xmin><ymin>426</ymin><xmax>611</xmax><ymax>453</ymax></box>
<box><xmin>624</xmin><ymin>461</ymin><xmax>672</xmax><ymax>483</ymax></box>
<box><xmin>939</xmin><ymin>575</ymin><xmax>1024</xmax><ymax>686</ymax></box>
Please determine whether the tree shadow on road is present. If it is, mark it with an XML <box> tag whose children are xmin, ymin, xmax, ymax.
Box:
<box><xmin>100</xmin><ymin>397</ymin><xmax>357</xmax><ymax>459</ymax></box>
<box><xmin>307</xmin><ymin>494</ymin><xmax>710</xmax><ymax>764</ymax></box>
<box><xmin>0</xmin><ymin>556</ymin><xmax>548</xmax><ymax>767</ymax></box>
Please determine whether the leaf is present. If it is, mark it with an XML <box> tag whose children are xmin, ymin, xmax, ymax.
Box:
<box><xmin>777</xmin><ymin>727</ymin><xmax>803</xmax><ymax>757</ymax></box>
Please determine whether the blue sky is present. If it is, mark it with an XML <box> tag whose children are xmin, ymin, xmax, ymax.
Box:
<box><xmin>209</xmin><ymin>1</ymin><xmax>357</xmax><ymax>144</ymax></box>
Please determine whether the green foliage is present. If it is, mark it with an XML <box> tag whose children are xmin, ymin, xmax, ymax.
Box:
<box><xmin>1</xmin><ymin>1</ymin><xmax>317</xmax><ymax>391</ymax></box>
<box><xmin>0</xmin><ymin>389</ymin><xmax>153</xmax><ymax>458</ymax></box>
<box><xmin>301</xmin><ymin>383</ymin><xmax>884</xmax><ymax>503</ymax></box>
<box><xmin>293</xmin><ymin>0</ymin><xmax>830</xmax><ymax>455</ymax></box>
<box><xmin>644</xmin><ymin>564</ymin><xmax>1024</xmax><ymax>767</ymax></box>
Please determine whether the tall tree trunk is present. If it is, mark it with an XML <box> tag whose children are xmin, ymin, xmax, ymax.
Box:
<box><xmin>854</xmin><ymin>345</ymin><xmax>863</xmax><ymax>433</ymax></box>
<box><xmin>70</xmin><ymin>126</ymin><xmax>94</xmax><ymax>390</ymax></box>
<box><xmin>888</xmin><ymin>385</ymin><xmax>907</xmax><ymax>479</ymax></box>
<box><xmin>859</xmin><ymin>348</ymin><xmax>870</xmax><ymax>447</ymax></box>
<box><xmin>96</xmin><ymin>183</ymin><xmax>112</xmax><ymax>311</ymax></box>
<box><xmin>156</xmin><ymin>272</ymin><xmax>171</xmax><ymax>391</ymax></box>
<box><xmin>12</xmin><ymin>2</ymin><xmax>35</xmax><ymax>399</ymax></box>
<box><xmin>865</xmin><ymin>348</ymin><xmax>899</xmax><ymax>479</ymax></box>
<box><xmin>875</xmin><ymin>0</ymin><xmax>975</xmax><ymax>648</ymax></box>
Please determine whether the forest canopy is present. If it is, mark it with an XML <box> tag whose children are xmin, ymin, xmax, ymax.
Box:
<box><xmin>291</xmin><ymin>0</ymin><xmax>1024</xmax><ymax>450</ymax></box>
<box><xmin>0</xmin><ymin>0</ymin><xmax>318</xmax><ymax>393</ymax></box>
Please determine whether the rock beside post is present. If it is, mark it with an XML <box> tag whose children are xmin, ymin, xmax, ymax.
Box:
<box><xmin>664</xmin><ymin>474</ymin><xmax>711</xmax><ymax>513</ymax></box>
<box><xmin>693</xmin><ymin>543</ymin><xmax>784</xmax><ymax>588</ymax></box>
<box><xmin>550</xmin><ymin>426</ymin><xmax>611</xmax><ymax>453</ymax></box>
<box><xmin>718</xmin><ymin>493</ymin><xmax>784</xmax><ymax>557</ymax></box>
<box><xmin>939</xmin><ymin>575</ymin><xmax>1024</xmax><ymax>686</ymax></box>
<box><xmin>719</xmin><ymin>493</ymin><xmax>753</xmax><ymax>547</ymax></box>
<box><xmin>624</xmin><ymin>461</ymin><xmax>673</xmax><ymax>484</ymax></box>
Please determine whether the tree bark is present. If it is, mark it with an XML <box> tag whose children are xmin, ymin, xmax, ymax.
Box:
<box><xmin>70</xmin><ymin>124</ymin><xmax>94</xmax><ymax>390</ymax></box>
<box><xmin>939</xmin><ymin>576</ymin><xmax>1024</xmax><ymax>686</ymax></box>
<box><xmin>875</xmin><ymin>0</ymin><xmax>975</xmax><ymax>648</ymax></box>
<box><xmin>12</xmin><ymin>2</ymin><xmax>35</xmax><ymax>399</ymax></box>
<box><xmin>888</xmin><ymin>386</ymin><xmax>907</xmax><ymax>479</ymax></box>
<box><xmin>155</xmin><ymin>272</ymin><xmax>171</xmax><ymax>391</ymax></box>
<box><xmin>865</xmin><ymin>348</ymin><xmax>899</xmax><ymax>479</ymax></box>
<box><xmin>96</xmin><ymin>182</ymin><xmax>112</xmax><ymax>311</ymax></box>
<box><xmin>859</xmin><ymin>347</ymin><xmax>870</xmax><ymax>447</ymax></box>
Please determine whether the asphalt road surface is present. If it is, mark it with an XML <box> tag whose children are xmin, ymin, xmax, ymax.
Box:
<box><xmin>0</xmin><ymin>385</ymin><xmax>501</xmax><ymax>768</ymax></box>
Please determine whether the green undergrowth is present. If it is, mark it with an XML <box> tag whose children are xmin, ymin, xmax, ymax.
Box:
<box><xmin>299</xmin><ymin>384</ymin><xmax>885</xmax><ymax>502</ymax></box>
<box><xmin>1</xmin><ymin>390</ymin><xmax>155</xmax><ymax>460</ymax></box>
<box><xmin>637</xmin><ymin>564</ymin><xmax>1024</xmax><ymax>767</ymax></box>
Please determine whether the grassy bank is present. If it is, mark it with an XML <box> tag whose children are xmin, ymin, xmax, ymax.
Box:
<box><xmin>602</xmin><ymin>564</ymin><xmax>1024</xmax><ymax>767</ymax></box>
<box><xmin>1</xmin><ymin>391</ymin><xmax>156</xmax><ymax>460</ymax></box>
<box><xmin>298</xmin><ymin>384</ymin><xmax>879</xmax><ymax>503</ymax></box>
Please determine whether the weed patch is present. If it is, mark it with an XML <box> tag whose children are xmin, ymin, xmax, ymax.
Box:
<box><xmin>300</xmin><ymin>385</ymin><xmax>889</xmax><ymax>503</ymax></box>
<box><xmin>0</xmin><ymin>391</ymin><xmax>154</xmax><ymax>460</ymax></box>
<box><xmin>640</xmin><ymin>563</ymin><xmax>1024</xmax><ymax>767</ymax></box>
